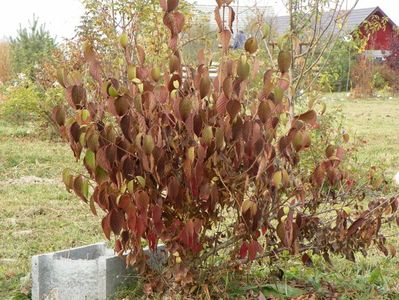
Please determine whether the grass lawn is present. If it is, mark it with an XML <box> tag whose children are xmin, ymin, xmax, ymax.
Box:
<box><xmin>0</xmin><ymin>94</ymin><xmax>398</xmax><ymax>299</ymax></box>
<box><xmin>323</xmin><ymin>93</ymin><xmax>399</xmax><ymax>178</ymax></box>
<box><xmin>0</xmin><ymin>121</ymin><xmax>104</xmax><ymax>299</ymax></box>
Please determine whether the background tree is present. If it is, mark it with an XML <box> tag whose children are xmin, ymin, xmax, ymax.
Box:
<box><xmin>0</xmin><ymin>42</ymin><xmax>12</xmax><ymax>83</ymax></box>
<box><xmin>253</xmin><ymin>0</ymin><xmax>361</xmax><ymax>115</ymax></box>
<box><xmin>386</xmin><ymin>30</ymin><xmax>399</xmax><ymax>72</ymax></box>
<box><xmin>77</xmin><ymin>0</ymin><xmax>196</xmax><ymax>71</ymax></box>
<box><xmin>10</xmin><ymin>16</ymin><xmax>56</xmax><ymax>78</ymax></box>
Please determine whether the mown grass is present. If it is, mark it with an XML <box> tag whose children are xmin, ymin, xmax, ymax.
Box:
<box><xmin>324</xmin><ymin>93</ymin><xmax>399</xmax><ymax>178</ymax></box>
<box><xmin>0</xmin><ymin>95</ymin><xmax>398</xmax><ymax>299</ymax></box>
<box><xmin>0</xmin><ymin>122</ymin><xmax>103</xmax><ymax>299</ymax></box>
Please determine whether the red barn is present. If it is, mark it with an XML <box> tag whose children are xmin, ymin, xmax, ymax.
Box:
<box><xmin>270</xmin><ymin>6</ymin><xmax>398</xmax><ymax>60</ymax></box>
<box><xmin>349</xmin><ymin>7</ymin><xmax>398</xmax><ymax>60</ymax></box>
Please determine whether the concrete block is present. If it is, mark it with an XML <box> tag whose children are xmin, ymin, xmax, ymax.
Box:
<box><xmin>32</xmin><ymin>242</ymin><xmax>167</xmax><ymax>300</ymax></box>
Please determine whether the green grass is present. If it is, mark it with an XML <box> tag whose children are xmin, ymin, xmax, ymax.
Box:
<box><xmin>323</xmin><ymin>93</ymin><xmax>399</xmax><ymax>178</ymax></box>
<box><xmin>0</xmin><ymin>123</ymin><xmax>103</xmax><ymax>300</ymax></box>
<box><xmin>0</xmin><ymin>95</ymin><xmax>398</xmax><ymax>299</ymax></box>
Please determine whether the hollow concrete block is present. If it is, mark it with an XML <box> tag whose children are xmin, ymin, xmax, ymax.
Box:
<box><xmin>32</xmin><ymin>242</ymin><xmax>166</xmax><ymax>300</ymax></box>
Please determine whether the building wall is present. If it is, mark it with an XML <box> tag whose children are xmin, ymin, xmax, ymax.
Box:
<box><xmin>358</xmin><ymin>11</ymin><xmax>395</xmax><ymax>51</ymax></box>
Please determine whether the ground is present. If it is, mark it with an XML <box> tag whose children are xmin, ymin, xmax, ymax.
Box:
<box><xmin>324</xmin><ymin>93</ymin><xmax>399</xmax><ymax>178</ymax></box>
<box><xmin>0</xmin><ymin>94</ymin><xmax>398</xmax><ymax>299</ymax></box>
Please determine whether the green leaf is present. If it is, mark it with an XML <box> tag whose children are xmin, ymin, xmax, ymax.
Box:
<box><xmin>82</xmin><ymin>179</ymin><xmax>89</xmax><ymax>200</ymax></box>
<box><xmin>84</xmin><ymin>150</ymin><xmax>96</xmax><ymax>171</ymax></box>
<box><xmin>127</xmin><ymin>180</ymin><xmax>134</xmax><ymax>193</ymax></box>
<box><xmin>136</xmin><ymin>176</ymin><xmax>146</xmax><ymax>188</ymax></box>
<box><xmin>62</xmin><ymin>169</ymin><xmax>73</xmax><ymax>192</ymax></box>
<box><xmin>81</xmin><ymin>109</ymin><xmax>90</xmax><ymax>121</ymax></box>
<box><xmin>95</xmin><ymin>166</ymin><xmax>108</xmax><ymax>184</ymax></box>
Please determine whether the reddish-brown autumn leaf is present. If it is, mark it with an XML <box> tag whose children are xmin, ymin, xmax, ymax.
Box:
<box><xmin>214</xmin><ymin>7</ymin><xmax>223</xmax><ymax>32</ymax></box>
<box><xmin>222</xmin><ymin>76</ymin><xmax>233</xmax><ymax>98</ymax></box>
<box><xmin>227</xmin><ymin>6</ymin><xmax>235</xmax><ymax>33</ymax></box>
<box><xmin>114</xmin><ymin>95</ymin><xmax>131</xmax><ymax>116</ymax></box>
<box><xmin>347</xmin><ymin>217</ymin><xmax>365</xmax><ymax>236</ymax></box>
<box><xmin>135</xmin><ymin>191</ymin><xmax>149</xmax><ymax>212</ymax></box>
<box><xmin>110</xmin><ymin>209</ymin><xmax>125</xmax><ymax>235</ymax></box>
<box><xmin>239</xmin><ymin>241</ymin><xmax>248</xmax><ymax>259</ymax></box>
<box><xmin>220</xmin><ymin>30</ymin><xmax>231</xmax><ymax>53</ymax></box>
<box><xmin>296</xmin><ymin>110</ymin><xmax>317</xmax><ymax>126</ymax></box>
<box><xmin>200</xmin><ymin>76</ymin><xmax>211</xmax><ymax>99</ymax></box>
<box><xmin>136</xmin><ymin>45</ymin><xmax>145</xmax><ymax>65</ymax></box>
<box><xmin>227</xmin><ymin>100</ymin><xmax>240</xmax><ymax>119</ymax></box>
<box><xmin>301</xmin><ymin>253</ymin><xmax>313</xmax><ymax>267</ymax></box>
<box><xmin>102</xmin><ymin>214</ymin><xmax>111</xmax><ymax>240</ymax></box>
<box><xmin>216</xmin><ymin>94</ymin><xmax>229</xmax><ymax>116</ymax></box>
<box><xmin>69</xmin><ymin>122</ymin><xmax>81</xmax><ymax>143</ymax></box>
<box><xmin>52</xmin><ymin>105</ymin><xmax>66</xmax><ymax>126</ymax></box>
<box><xmin>248</xmin><ymin>240</ymin><xmax>262</xmax><ymax>261</ymax></box>
<box><xmin>167</xmin><ymin>0</ymin><xmax>179</xmax><ymax>12</ymax></box>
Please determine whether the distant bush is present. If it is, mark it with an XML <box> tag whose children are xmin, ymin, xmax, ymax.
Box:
<box><xmin>0</xmin><ymin>42</ymin><xmax>12</xmax><ymax>83</ymax></box>
<box><xmin>318</xmin><ymin>40</ymin><xmax>356</xmax><ymax>92</ymax></box>
<box><xmin>351</xmin><ymin>56</ymin><xmax>373</xmax><ymax>97</ymax></box>
<box><xmin>0</xmin><ymin>80</ymin><xmax>41</xmax><ymax>124</ymax></box>
<box><xmin>372</xmin><ymin>70</ymin><xmax>386</xmax><ymax>90</ymax></box>
<box><xmin>351</xmin><ymin>59</ymin><xmax>399</xmax><ymax>95</ymax></box>
<box><xmin>0</xmin><ymin>80</ymin><xmax>64</xmax><ymax>129</ymax></box>
<box><xmin>373</xmin><ymin>63</ymin><xmax>399</xmax><ymax>92</ymax></box>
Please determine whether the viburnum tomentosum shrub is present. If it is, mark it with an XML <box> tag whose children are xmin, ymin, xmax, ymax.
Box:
<box><xmin>53</xmin><ymin>0</ymin><xmax>399</xmax><ymax>294</ymax></box>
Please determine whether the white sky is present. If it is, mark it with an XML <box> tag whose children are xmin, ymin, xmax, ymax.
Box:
<box><xmin>0</xmin><ymin>0</ymin><xmax>397</xmax><ymax>41</ymax></box>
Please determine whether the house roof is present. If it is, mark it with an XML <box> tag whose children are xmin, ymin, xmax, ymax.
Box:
<box><xmin>193</xmin><ymin>5</ymin><xmax>396</xmax><ymax>38</ymax></box>
<box><xmin>269</xmin><ymin>6</ymin><xmax>397</xmax><ymax>36</ymax></box>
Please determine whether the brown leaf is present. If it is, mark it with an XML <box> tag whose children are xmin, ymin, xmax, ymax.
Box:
<box><xmin>214</xmin><ymin>7</ymin><xmax>223</xmax><ymax>32</ymax></box>
<box><xmin>220</xmin><ymin>30</ymin><xmax>231</xmax><ymax>54</ymax></box>
<box><xmin>226</xmin><ymin>100</ymin><xmax>240</xmax><ymax>119</ymax></box>
<box><xmin>136</xmin><ymin>45</ymin><xmax>145</xmax><ymax>65</ymax></box>
<box><xmin>167</xmin><ymin>0</ymin><xmax>179</xmax><ymax>12</ymax></box>
<box><xmin>278</xmin><ymin>72</ymin><xmax>290</xmax><ymax>91</ymax></box>
<box><xmin>258</xmin><ymin>100</ymin><xmax>273</xmax><ymax>123</ymax></box>
<box><xmin>69</xmin><ymin>122</ymin><xmax>80</xmax><ymax>143</ymax></box>
<box><xmin>122</xmin><ymin>156</ymin><xmax>135</xmax><ymax>181</ymax></box>
<box><xmin>135</xmin><ymin>191</ymin><xmax>149</xmax><ymax>212</ymax></box>
<box><xmin>114</xmin><ymin>95</ymin><xmax>131</xmax><ymax>116</ymax></box>
<box><xmin>301</xmin><ymin>253</ymin><xmax>313</xmax><ymax>267</ymax></box>
<box><xmin>120</xmin><ymin>114</ymin><xmax>133</xmax><ymax>142</ymax></box>
<box><xmin>248</xmin><ymin>240</ymin><xmax>262</xmax><ymax>260</ymax></box>
<box><xmin>52</xmin><ymin>105</ymin><xmax>66</xmax><ymax>126</ymax></box>
<box><xmin>102</xmin><ymin>214</ymin><xmax>111</xmax><ymax>240</ymax></box>
<box><xmin>347</xmin><ymin>217</ymin><xmax>365</xmax><ymax>236</ymax></box>
<box><xmin>172</xmin><ymin>11</ymin><xmax>185</xmax><ymax>33</ymax></box>
<box><xmin>159</xmin><ymin>0</ymin><xmax>167</xmax><ymax>11</ymax></box>
<box><xmin>200</xmin><ymin>76</ymin><xmax>211</xmax><ymax>99</ymax></box>
<box><xmin>73</xmin><ymin>175</ymin><xmax>87</xmax><ymax>202</ymax></box>
<box><xmin>296</xmin><ymin>110</ymin><xmax>317</xmax><ymax>126</ymax></box>
<box><xmin>239</xmin><ymin>242</ymin><xmax>248</xmax><ymax>259</ymax></box>
<box><xmin>278</xmin><ymin>50</ymin><xmax>291</xmax><ymax>73</ymax></box>
<box><xmin>222</xmin><ymin>76</ymin><xmax>233</xmax><ymax>98</ymax></box>
<box><xmin>244</xmin><ymin>37</ymin><xmax>258</xmax><ymax>54</ymax></box>
<box><xmin>227</xmin><ymin>6</ymin><xmax>235</xmax><ymax>33</ymax></box>
<box><xmin>216</xmin><ymin>94</ymin><xmax>228</xmax><ymax>116</ymax></box>
<box><xmin>110</xmin><ymin>209</ymin><xmax>124</xmax><ymax>235</ymax></box>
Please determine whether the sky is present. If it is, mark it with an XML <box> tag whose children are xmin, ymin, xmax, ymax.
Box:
<box><xmin>0</xmin><ymin>0</ymin><xmax>398</xmax><ymax>41</ymax></box>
